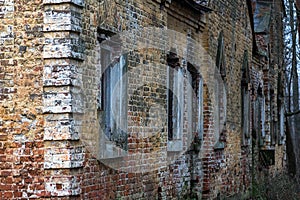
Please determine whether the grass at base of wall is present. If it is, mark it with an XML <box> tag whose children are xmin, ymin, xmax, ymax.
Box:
<box><xmin>250</xmin><ymin>173</ymin><xmax>299</xmax><ymax>200</ymax></box>
<box><xmin>217</xmin><ymin>173</ymin><xmax>299</xmax><ymax>200</ymax></box>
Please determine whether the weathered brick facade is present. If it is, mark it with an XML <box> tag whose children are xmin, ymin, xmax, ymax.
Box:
<box><xmin>0</xmin><ymin>0</ymin><xmax>286</xmax><ymax>199</ymax></box>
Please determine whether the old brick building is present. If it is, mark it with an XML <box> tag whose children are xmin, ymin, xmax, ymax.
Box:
<box><xmin>0</xmin><ymin>0</ymin><xmax>286</xmax><ymax>199</ymax></box>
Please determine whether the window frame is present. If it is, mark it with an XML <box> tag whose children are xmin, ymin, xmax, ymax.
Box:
<box><xmin>166</xmin><ymin>53</ymin><xmax>203</xmax><ymax>152</ymax></box>
<box><xmin>214</xmin><ymin>31</ymin><xmax>227</xmax><ymax>150</ymax></box>
<box><xmin>167</xmin><ymin>64</ymin><xmax>184</xmax><ymax>151</ymax></box>
<box><xmin>241</xmin><ymin>50</ymin><xmax>251</xmax><ymax>146</ymax></box>
<box><xmin>257</xmin><ymin>86</ymin><xmax>266</xmax><ymax>147</ymax></box>
<box><xmin>98</xmin><ymin>38</ymin><xmax>129</xmax><ymax>158</ymax></box>
<box><xmin>279</xmin><ymin>104</ymin><xmax>284</xmax><ymax>145</ymax></box>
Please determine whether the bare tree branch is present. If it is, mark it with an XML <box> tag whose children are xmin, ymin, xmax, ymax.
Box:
<box><xmin>286</xmin><ymin>110</ymin><xmax>300</xmax><ymax>116</ymax></box>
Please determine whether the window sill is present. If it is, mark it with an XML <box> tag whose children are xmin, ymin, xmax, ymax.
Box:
<box><xmin>167</xmin><ymin>140</ymin><xmax>183</xmax><ymax>152</ymax></box>
<box><xmin>99</xmin><ymin>142</ymin><xmax>128</xmax><ymax>159</ymax></box>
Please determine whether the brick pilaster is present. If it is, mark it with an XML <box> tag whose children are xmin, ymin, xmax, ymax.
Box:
<box><xmin>42</xmin><ymin>0</ymin><xmax>84</xmax><ymax>197</ymax></box>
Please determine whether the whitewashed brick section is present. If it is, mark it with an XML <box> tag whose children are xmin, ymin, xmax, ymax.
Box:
<box><xmin>40</xmin><ymin>0</ymin><xmax>84</xmax><ymax>198</ymax></box>
<box><xmin>43</xmin><ymin>4</ymin><xmax>82</xmax><ymax>32</ymax></box>
<box><xmin>43</xmin><ymin>34</ymin><xmax>84</xmax><ymax>60</ymax></box>
<box><xmin>44</xmin><ymin>113</ymin><xmax>80</xmax><ymax>140</ymax></box>
<box><xmin>71</xmin><ymin>87</ymin><xmax>84</xmax><ymax>113</ymax></box>
<box><xmin>0</xmin><ymin>25</ymin><xmax>13</xmax><ymax>38</ymax></box>
<box><xmin>45</xmin><ymin>176</ymin><xmax>81</xmax><ymax>196</ymax></box>
<box><xmin>44</xmin><ymin>146</ymin><xmax>84</xmax><ymax>169</ymax></box>
<box><xmin>44</xmin><ymin>61</ymin><xmax>82</xmax><ymax>87</ymax></box>
<box><xmin>43</xmin><ymin>86</ymin><xmax>83</xmax><ymax>114</ymax></box>
<box><xmin>0</xmin><ymin>0</ymin><xmax>14</xmax><ymax>19</ymax></box>
<box><xmin>43</xmin><ymin>86</ymin><xmax>73</xmax><ymax>113</ymax></box>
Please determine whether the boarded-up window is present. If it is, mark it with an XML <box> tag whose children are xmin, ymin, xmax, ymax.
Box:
<box><xmin>257</xmin><ymin>86</ymin><xmax>266</xmax><ymax>146</ymax></box>
<box><xmin>216</xmin><ymin>31</ymin><xmax>226</xmax><ymax>79</ymax></box>
<box><xmin>214</xmin><ymin>31</ymin><xmax>227</xmax><ymax>150</ymax></box>
<box><xmin>241</xmin><ymin>50</ymin><xmax>250</xmax><ymax>145</ymax></box>
<box><xmin>188</xmin><ymin>63</ymin><xmax>204</xmax><ymax>145</ymax></box>
<box><xmin>270</xmin><ymin>90</ymin><xmax>276</xmax><ymax>146</ymax></box>
<box><xmin>101</xmin><ymin>51</ymin><xmax>128</xmax><ymax>151</ymax></box>
<box><xmin>167</xmin><ymin>65</ymin><xmax>184</xmax><ymax>142</ymax></box>
<box><xmin>253</xmin><ymin>96</ymin><xmax>258</xmax><ymax>137</ymax></box>
<box><xmin>279</xmin><ymin>105</ymin><xmax>284</xmax><ymax>144</ymax></box>
<box><xmin>253</xmin><ymin>1</ymin><xmax>272</xmax><ymax>33</ymax></box>
<box><xmin>97</xmin><ymin>29</ymin><xmax>128</xmax><ymax>157</ymax></box>
<box><xmin>167</xmin><ymin>52</ymin><xmax>203</xmax><ymax>151</ymax></box>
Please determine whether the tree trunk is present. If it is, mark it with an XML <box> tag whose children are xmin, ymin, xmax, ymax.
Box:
<box><xmin>287</xmin><ymin>0</ymin><xmax>299</xmax><ymax>178</ymax></box>
<box><xmin>286</xmin><ymin>116</ymin><xmax>297</xmax><ymax>175</ymax></box>
<box><xmin>296</xmin><ymin>0</ymin><xmax>300</xmax><ymax>43</ymax></box>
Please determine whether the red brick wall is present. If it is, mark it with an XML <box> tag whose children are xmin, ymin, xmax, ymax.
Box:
<box><xmin>0</xmin><ymin>0</ymin><xmax>286</xmax><ymax>199</ymax></box>
<box><xmin>0</xmin><ymin>0</ymin><xmax>45</xmax><ymax>198</ymax></box>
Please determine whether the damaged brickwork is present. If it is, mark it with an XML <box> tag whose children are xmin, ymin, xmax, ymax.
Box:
<box><xmin>0</xmin><ymin>0</ymin><xmax>286</xmax><ymax>199</ymax></box>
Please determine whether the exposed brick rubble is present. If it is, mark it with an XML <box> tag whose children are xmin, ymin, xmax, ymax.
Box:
<box><xmin>0</xmin><ymin>0</ymin><xmax>286</xmax><ymax>199</ymax></box>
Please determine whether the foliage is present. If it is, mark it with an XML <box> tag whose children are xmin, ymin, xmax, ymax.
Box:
<box><xmin>251</xmin><ymin>173</ymin><xmax>299</xmax><ymax>200</ymax></box>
